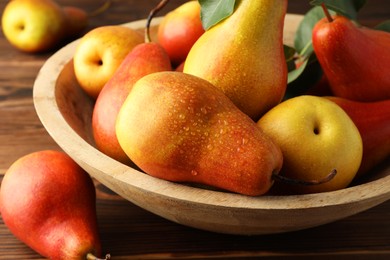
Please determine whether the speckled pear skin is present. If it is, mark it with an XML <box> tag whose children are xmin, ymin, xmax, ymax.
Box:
<box><xmin>116</xmin><ymin>71</ymin><xmax>283</xmax><ymax>196</ymax></box>
<box><xmin>183</xmin><ymin>0</ymin><xmax>288</xmax><ymax>121</ymax></box>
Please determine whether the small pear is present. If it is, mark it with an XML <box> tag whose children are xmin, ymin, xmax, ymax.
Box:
<box><xmin>157</xmin><ymin>0</ymin><xmax>204</xmax><ymax>66</ymax></box>
<box><xmin>312</xmin><ymin>12</ymin><xmax>390</xmax><ymax>101</ymax></box>
<box><xmin>1</xmin><ymin>0</ymin><xmax>66</xmax><ymax>52</ymax></box>
<box><xmin>73</xmin><ymin>25</ymin><xmax>144</xmax><ymax>98</ymax></box>
<box><xmin>184</xmin><ymin>0</ymin><xmax>288</xmax><ymax>120</ymax></box>
<box><xmin>116</xmin><ymin>72</ymin><xmax>283</xmax><ymax>196</ymax></box>
<box><xmin>1</xmin><ymin>0</ymin><xmax>91</xmax><ymax>53</ymax></box>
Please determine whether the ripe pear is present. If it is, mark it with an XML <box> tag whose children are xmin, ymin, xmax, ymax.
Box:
<box><xmin>1</xmin><ymin>0</ymin><xmax>90</xmax><ymax>53</ymax></box>
<box><xmin>312</xmin><ymin>15</ymin><xmax>390</xmax><ymax>101</ymax></box>
<box><xmin>257</xmin><ymin>95</ymin><xmax>363</xmax><ymax>194</ymax></box>
<box><xmin>73</xmin><ymin>25</ymin><xmax>144</xmax><ymax>98</ymax></box>
<box><xmin>184</xmin><ymin>0</ymin><xmax>288</xmax><ymax>120</ymax></box>
<box><xmin>157</xmin><ymin>0</ymin><xmax>204</xmax><ymax>66</ymax></box>
<box><xmin>62</xmin><ymin>6</ymin><xmax>88</xmax><ymax>39</ymax></box>
<box><xmin>326</xmin><ymin>97</ymin><xmax>390</xmax><ymax>177</ymax></box>
<box><xmin>1</xmin><ymin>0</ymin><xmax>66</xmax><ymax>52</ymax></box>
<box><xmin>0</xmin><ymin>150</ymin><xmax>103</xmax><ymax>259</ymax></box>
<box><xmin>92</xmin><ymin>42</ymin><xmax>172</xmax><ymax>165</ymax></box>
<box><xmin>116</xmin><ymin>71</ymin><xmax>283</xmax><ymax>196</ymax></box>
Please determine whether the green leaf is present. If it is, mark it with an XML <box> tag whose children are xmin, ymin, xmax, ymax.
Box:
<box><xmin>199</xmin><ymin>0</ymin><xmax>236</xmax><ymax>30</ymax></box>
<box><xmin>287</xmin><ymin>59</ymin><xmax>308</xmax><ymax>84</ymax></box>
<box><xmin>310</xmin><ymin>0</ymin><xmax>366</xmax><ymax>20</ymax></box>
<box><xmin>286</xmin><ymin>54</ymin><xmax>323</xmax><ymax>99</ymax></box>
<box><xmin>375</xmin><ymin>20</ymin><xmax>390</xmax><ymax>32</ymax></box>
<box><xmin>294</xmin><ymin>6</ymin><xmax>335</xmax><ymax>56</ymax></box>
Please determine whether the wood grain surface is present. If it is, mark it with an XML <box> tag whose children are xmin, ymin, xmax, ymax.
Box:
<box><xmin>1</xmin><ymin>0</ymin><xmax>390</xmax><ymax>259</ymax></box>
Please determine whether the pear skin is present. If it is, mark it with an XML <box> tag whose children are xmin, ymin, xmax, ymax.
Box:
<box><xmin>62</xmin><ymin>6</ymin><xmax>88</xmax><ymax>39</ymax></box>
<box><xmin>92</xmin><ymin>42</ymin><xmax>172</xmax><ymax>165</ymax></box>
<box><xmin>326</xmin><ymin>97</ymin><xmax>390</xmax><ymax>177</ymax></box>
<box><xmin>116</xmin><ymin>71</ymin><xmax>283</xmax><ymax>196</ymax></box>
<box><xmin>157</xmin><ymin>0</ymin><xmax>204</xmax><ymax>66</ymax></box>
<box><xmin>312</xmin><ymin>16</ymin><xmax>390</xmax><ymax>101</ymax></box>
<box><xmin>0</xmin><ymin>151</ymin><xmax>102</xmax><ymax>259</ymax></box>
<box><xmin>184</xmin><ymin>0</ymin><xmax>288</xmax><ymax>120</ymax></box>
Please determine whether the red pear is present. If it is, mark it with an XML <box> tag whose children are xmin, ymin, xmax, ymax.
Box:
<box><xmin>326</xmin><ymin>97</ymin><xmax>390</xmax><ymax>176</ymax></box>
<box><xmin>92</xmin><ymin>42</ymin><xmax>172</xmax><ymax>164</ymax></box>
<box><xmin>312</xmin><ymin>12</ymin><xmax>390</xmax><ymax>101</ymax></box>
<box><xmin>157</xmin><ymin>0</ymin><xmax>204</xmax><ymax>66</ymax></box>
<box><xmin>0</xmin><ymin>150</ymin><xmax>105</xmax><ymax>259</ymax></box>
<box><xmin>62</xmin><ymin>6</ymin><xmax>88</xmax><ymax>39</ymax></box>
<box><xmin>304</xmin><ymin>74</ymin><xmax>333</xmax><ymax>97</ymax></box>
<box><xmin>92</xmin><ymin>0</ymin><xmax>172</xmax><ymax>164</ymax></box>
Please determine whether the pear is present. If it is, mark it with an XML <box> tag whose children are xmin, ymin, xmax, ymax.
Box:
<box><xmin>1</xmin><ymin>0</ymin><xmax>66</xmax><ymax>52</ymax></box>
<box><xmin>184</xmin><ymin>0</ymin><xmax>288</xmax><ymax>120</ymax></box>
<box><xmin>1</xmin><ymin>0</ymin><xmax>90</xmax><ymax>53</ymax></box>
<box><xmin>312</xmin><ymin>13</ymin><xmax>390</xmax><ymax>101</ymax></box>
<box><xmin>92</xmin><ymin>42</ymin><xmax>172</xmax><ymax>165</ymax></box>
<box><xmin>62</xmin><ymin>6</ymin><xmax>88</xmax><ymax>39</ymax></box>
<box><xmin>257</xmin><ymin>95</ymin><xmax>363</xmax><ymax>194</ymax></box>
<box><xmin>92</xmin><ymin>0</ymin><xmax>172</xmax><ymax>164</ymax></box>
<box><xmin>0</xmin><ymin>150</ymin><xmax>105</xmax><ymax>259</ymax></box>
<box><xmin>116</xmin><ymin>71</ymin><xmax>283</xmax><ymax>196</ymax></box>
<box><xmin>157</xmin><ymin>0</ymin><xmax>204</xmax><ymax>66</ymax></box>
<box><xmin>73</xmin><ymin>25</ymin><xmax>144</xmax><ymax>98</ymax></box>
<box><xmin>326</xmin><ymin>97</ymin><xmax>390</xmax><ymax>177</ymax></box>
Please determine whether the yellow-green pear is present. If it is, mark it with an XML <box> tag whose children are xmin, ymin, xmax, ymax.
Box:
<box><xmin>1</xmin><ymin>0</ymin><xmax>91</xmax><ymax>53</ymax></box>
<box><xmin>1</xmin><ymin>0</ymin><xmax>66</xmax><ymax>53</ymax></box>
<box><xmin>184</xmin><ymin>0</ymin><xmax>288</xmax><ymax>120</ymax></box>
<box><xmin>257</xmin><ymin>95</ymin><xmax>363</xmax><ymax>194</ymax></box>
<box><xmin>116</xmin><ymin>71</ymin><xmax>283</xmax><ymax>196</ymax></box>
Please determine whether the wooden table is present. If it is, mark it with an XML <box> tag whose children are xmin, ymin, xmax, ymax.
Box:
<box><xmin>1</xmin><ymin>0</ymin><xmax>389</xmax><ymax>258</ymax></box>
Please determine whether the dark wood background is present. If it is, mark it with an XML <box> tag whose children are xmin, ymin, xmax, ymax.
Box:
<box><xmin>1</xmin><ymin>0</ymin><xmax>389</xmax><ymax>259</ymax></box>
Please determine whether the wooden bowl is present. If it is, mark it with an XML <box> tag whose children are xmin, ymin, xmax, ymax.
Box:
<box><xmin>33</xmin><ymin>15</ymin><xmax>390</xmax><ymax>235</ymax></box>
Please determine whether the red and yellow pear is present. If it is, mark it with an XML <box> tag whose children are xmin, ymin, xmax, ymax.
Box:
<box><xmin>116</xmin><ymin>71</ymin><xmax>283</xmax><ymax>196</ymax></box>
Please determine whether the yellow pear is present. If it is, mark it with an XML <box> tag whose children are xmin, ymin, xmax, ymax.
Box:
<box><xmin>73</xmin><ymin>26</ymin><xmax>144</xmax><ymax>99</ymax></box>
<box><xmin>1</xmin><ymin>0</ymin><xmax>66</xmax><ymax>53</ymax></box>
<box><xmin>257</xmin><ymin>95</ymin><xmax>363</xmax><ymax>194</ymax></box>
<box><xmin>184</xmin><ymin>0</ymin><xmax>288</xmax><ymax>120</ymax></box>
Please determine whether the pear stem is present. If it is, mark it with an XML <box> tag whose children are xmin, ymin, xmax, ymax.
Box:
<box><xmin>86</xmin><ymin>253</ymin><xmax>111</xmax><ymax>260</ymax></box>
<box><xmin>88</xmin><ymin>0</ymin><xmax>112</xmax><ymax>17</ymax></box>
<box><xmin>321</xmin><ymin>3</ymin><xmax>334</xmax><ymax>23</ymax></box>
<box><xmin>145</xmin><ymin>0</ymin><xmax>170</xmax><ymax>43</ymax></box>
<box><xmin>272</xmin><ymin>169</ymin><xmax>337</xmax><ymax>186</ymax></box>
